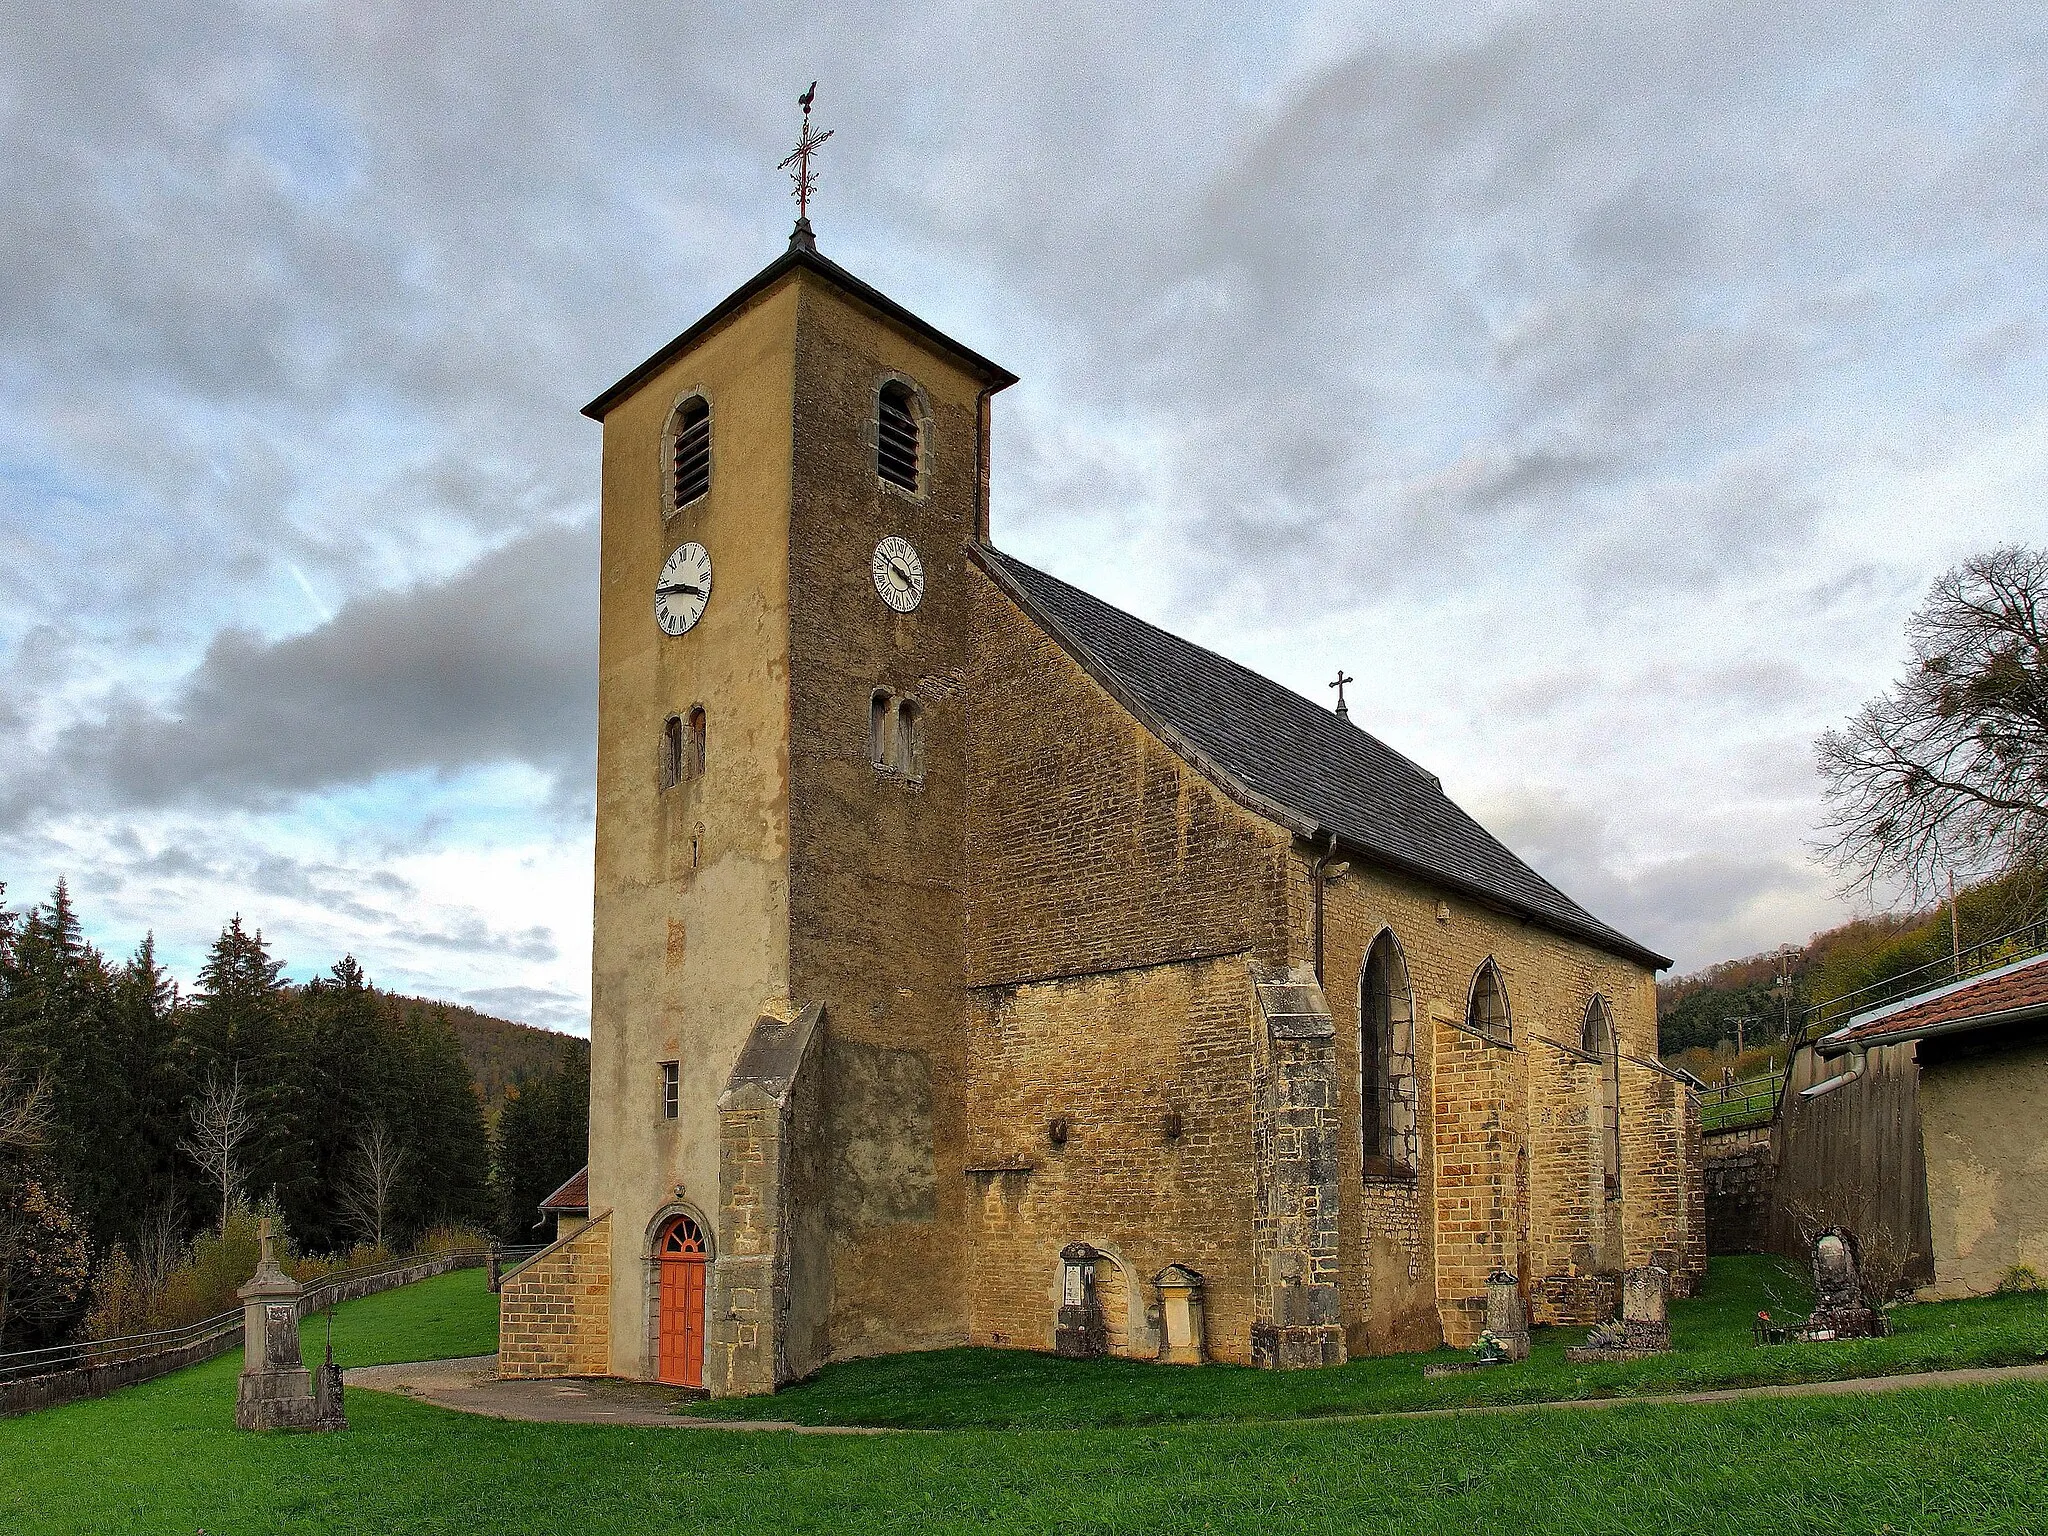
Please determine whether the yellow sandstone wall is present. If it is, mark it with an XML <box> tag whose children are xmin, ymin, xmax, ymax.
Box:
<box><xmin>963</xmin><ymin>561</ymin><xmax>1293</xmax><ymax>1363</ymax></box>
<box><xmin>782</xmin><ymin>276</ymin><xmax>995</xmax><ymax>1360</ymax></box>
<box><xmin>1308</xmin><ymin>836</ymin><xmax>1696</xmax><ymax>1347</ymax></box>
<box><xmin>498</xmin><ymin>1213</ymin><xmax>612</xmax><ymax>1379</ymax></box>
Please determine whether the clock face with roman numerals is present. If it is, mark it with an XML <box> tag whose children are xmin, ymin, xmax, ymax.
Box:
<box><xmin>871</xmin><ymin>536</ymin><xmax>924</xmax><ymax>613</ymax></box>
<box><xmin>654</xmin><ymin>542</ymin><xmax>712</xmax><ymax>636</ymax></box>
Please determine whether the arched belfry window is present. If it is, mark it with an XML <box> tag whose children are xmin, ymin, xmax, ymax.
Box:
<box><xmin>1465</xmin><ymin>958</ymin><xmax>1512</xmax><ymax>1046</ymax></box>
<box><xmin>1583</xmin><ymin>996</ymin><xmax>1622</xmax><ymax>1195</ymax></box>
<box><xmin>668</xmin><ymin>395</ymin><xmax>711</xmax><ymax>515</ymax></box>
<box><xmin>1359</xmin><ymin>929</ymin><xmax>1419</xmax><ymax>1178</ymax></box>
<box><xmin>876</xmin><ymin>380</ymin><xmax>921</xmax><ymax>493</ymax></box>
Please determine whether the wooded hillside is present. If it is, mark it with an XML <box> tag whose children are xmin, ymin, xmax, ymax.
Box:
<box><xmin>1658</xmin><ymin>864</ymin><xmax>2045</xmax><ymax>1074</ymax></box>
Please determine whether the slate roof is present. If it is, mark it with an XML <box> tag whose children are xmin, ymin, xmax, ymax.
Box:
<box><xmin>1822</xmin><ymin>953</ymin><xmax>2048</xmax><ymax>1054</ymax></box>
<box><xmin>538</xmin><ymin>1166</ymin><xmax>588</xmax><ymax>1213</ymax></box>
<box><xmin>980</xmin><ymin>547</ymin><xmax>1669</xmax><ymax>970</ymax></box>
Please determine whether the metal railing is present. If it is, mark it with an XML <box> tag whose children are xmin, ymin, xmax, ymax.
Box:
<box><xmin>0</xmin><ymin>1246</ymin><xmax>490</xmax><ymax>1386</ymax></box>
<box><xmin>1701</xmin><ymin>1071</ymin><xmax>1786</xmax><ymax>1133</ymax></box>
<box><xmin>1802</xmin><ymin>917</ymin><xmax>2048</xmax><ymax>1038</ymax></box>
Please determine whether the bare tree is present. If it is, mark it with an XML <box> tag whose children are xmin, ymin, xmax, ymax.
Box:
<box><xmin>339</xmin><ymin>1122</ymin><xmax>407</xmax><ymax>1251</ymax></box>
<box><xmin>1818</xmin><ymin>545</ymin><xmax>2048</xmax><ymax>900</ymax></box>
<box><xmin>0</xmin><ymin>1057</ymin><xmax>52</xmax><ymax>1159</ymax></box>
<box><xmin>179</xmin><ymin>1067</ymin><xmax>254</xmax><ymax>1233</ymax></box>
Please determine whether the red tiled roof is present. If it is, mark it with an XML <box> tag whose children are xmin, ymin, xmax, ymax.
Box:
<box><xmin>538</xmin><ymin>1166</ymin><xmax>588</xmax><ymax>1212</ymax></box>
<box><xmin>1827</xmin><ymin>954</ymin><xmax>2048</xmax><ymax>1051</ymax></box>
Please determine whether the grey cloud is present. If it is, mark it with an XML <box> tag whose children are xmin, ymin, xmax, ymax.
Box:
<box><xmin>7</xmin><ymin>519</ymin><xmax>595</xmax><ymax>820</ymax></box>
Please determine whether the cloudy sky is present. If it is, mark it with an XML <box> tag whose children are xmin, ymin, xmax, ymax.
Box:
<box><xmin>4</xmin><ymin>2</ymin><xmax>2044</xmax><ymax>1032</ymax></box>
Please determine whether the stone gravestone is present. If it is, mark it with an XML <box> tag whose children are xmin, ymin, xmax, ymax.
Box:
<box><xmin>312</xmin><ymin>1305</ymin><xmax>348</xmax><ymax>1431</ymax></box>
<box><xmin>1483</xmin><ymin>1270</ymin><xmax>1530</xmax><ymax>1362</ymax></box>
<box><xmin>235</xmin><ymin>1219</ymin><xmax>320</xmax><ymax>1431</ymax></box>
<box><xmin>1567</xmin><ymin>1264</ymin><xmax>1671</xmax><ymax>1361</ymax></box>
<box><xmin>1794</xmin><ymin>1227</ymin><xmax>1883</xmax><ymax>1341</ymax></box>
<box><xmin>1055</xmin><ymin>1242</ymin><xmax>1107</xmax><ymax>1359</ymax></box>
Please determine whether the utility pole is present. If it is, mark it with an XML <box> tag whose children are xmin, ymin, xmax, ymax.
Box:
<box><xmin>1950</xmin><ymin>871</ymin><xmax>1963</xmax><ymax>977</ymax></box>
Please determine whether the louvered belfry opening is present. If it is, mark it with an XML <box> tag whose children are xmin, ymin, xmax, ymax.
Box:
<box><xmin>876</xmin><ymin>381</ymin><xmax>920</xmax><ymax>491</ymax></box>
<box><xmin>672</xmin><ymin>396</ymin><xmax>711</xmax><ymax>509</ymax></box>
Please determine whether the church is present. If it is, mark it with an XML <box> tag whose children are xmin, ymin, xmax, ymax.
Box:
<box><xmin>496</xmin><ymin>208</ymin><xmax>1705</xmax><ymax>1396</ymax></box>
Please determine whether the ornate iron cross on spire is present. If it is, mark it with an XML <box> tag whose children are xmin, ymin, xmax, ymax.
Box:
<box><xmin>1329</xmin><ymin>669</ymin><xmax>1355</xmax><ymax>722</ymax></box>
<box><xmin>780</xmin><ymin>82</ymin><xmax>834</xmax><ymax>237</ymax></box>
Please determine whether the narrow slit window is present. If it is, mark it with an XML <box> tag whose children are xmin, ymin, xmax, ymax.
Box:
<box><xmin>869</xmin><ymin>690</ymin><xmax>893</xmax><ymax>768</ymax></box>
<box><xmin>672</xmin><ymin>397</ymin><xmax>711</xmax><ymax>509</ymax></box>
<box><xmin>1360</xmin><ymin>929</ymin><xmax>1418</xmax><ymax>1177</ymax></box>
<box><xmin>1583</xmin><ymin>998</ymin><xmax>1621</xmax><ymax>1194</ymax></box>
<box><xmin>661</xmin><ymin>714</ymin><xmax>684</xmax><ymax>790</ymax></box>
<box><xmin>686</xmin><ymin>706</ymin><xmax>707</xmax><ymax>779</ymax></box>
<box><xmin>891</xmin><ymin>698</ymin><xmax>923</xmax><ymax>779</ymax></box>
<box><xmin>661</xmin><ymin>1061</ymin><xmax>680</xmax><ymax>1119</ymax></box>
<box><xmin>877</xmin><ymin>382</ymin><xmax>920</xmax><ymax>491</ymax></box>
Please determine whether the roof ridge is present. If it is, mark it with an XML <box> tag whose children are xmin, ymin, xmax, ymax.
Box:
<box><xmin>981</xmin><ymin>548</ymin><xmax>1445</xmax><ymax>790</ymax></box>
<box><xmin>978</xmin><ymin>543</ymin><xmax>1668</xmax><ymax>970</ymax></box>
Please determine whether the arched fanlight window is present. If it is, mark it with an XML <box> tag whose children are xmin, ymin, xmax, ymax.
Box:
<box><xmin>1360</xmin><ymin>928</ymin><xmax>1419</xmax><ymax>1177</ymax></box>
<box><xmin>1465</xmin><ymin>958</ymin><xmax>1512</xmax><ymax>1046</ymax></box>
<box><xmin>876</xmin><ymin>380</ymin><xmax>921</xmax><ymax>492</ymax></box>
<box><xmin>670</xmin><ymin>396</ymin><xmax>711</xmax><ymax>511</ymax></box>
<box><xmin>1583</xmin><ymin>996</ymin><xmax>1622</xmax><ymax>1195</ymax></box>
<box><xmin>661</xmin><ymin>714</ymin><xmax>684</xmax><ymax>790</ymax></box>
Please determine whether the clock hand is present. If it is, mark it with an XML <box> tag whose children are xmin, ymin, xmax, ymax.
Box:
<box><xmin>888</xmin><ymin>561</ymin><xmax>913</xmax><ymax>585</ymax></box>
<box><xmin>655</xmin><ymin>583</ymin><xmax>705</xmax><ymax>598</ymax></box>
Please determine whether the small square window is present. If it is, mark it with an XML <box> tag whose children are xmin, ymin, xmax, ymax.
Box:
<box><xmin>660</xmin><ymin>1061</ymin><xmax>679</xmax><ymax>1119</ymax></box>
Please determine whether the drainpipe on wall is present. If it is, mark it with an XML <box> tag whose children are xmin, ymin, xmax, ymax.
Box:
<box><xmin>1310</xmin><ymin>832</ymin><xmax>1338</xmax><ymax>985</ymax></box>
<box><xmin>1801</xmin><ymin>1041</ymin><xmax>1867</xmax><ymax>1098</ymax></box>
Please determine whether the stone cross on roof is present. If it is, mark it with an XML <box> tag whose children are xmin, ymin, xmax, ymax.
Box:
<box><xmin>1329</xmin><ymin>670</ymin><xmax>1354</xmax><ymax>722</ymax></box>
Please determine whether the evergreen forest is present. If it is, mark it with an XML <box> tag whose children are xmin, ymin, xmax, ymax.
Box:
<box><xmin>0</xmin><ymin>878</ymin><xmax>588</xmax><ymax>1348</ymax></box>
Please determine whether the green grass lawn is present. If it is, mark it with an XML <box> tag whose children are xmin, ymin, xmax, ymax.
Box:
<box><xmin>7</xmin><ymin>1259</ymin><xmax>2048</xmax><ymax>1534</ymax></box>
<box><xmin>693</xmin><ymin>1255</ymin><xmax>2048</xmax><ymax>1428</ymax></box>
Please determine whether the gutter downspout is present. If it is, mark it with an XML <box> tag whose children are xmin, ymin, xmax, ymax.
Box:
<box><xmin>1801</xmin><ymin>1041</ymin><xmax>1867</xmax><ymax>1098</ymax></box>
<box><xmin>1310</xmin><ymin>831</ymin><xmax>1338</xmax><ymax>986</ymax></box>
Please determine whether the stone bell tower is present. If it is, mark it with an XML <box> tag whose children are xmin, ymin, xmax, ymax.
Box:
<box><xmin>580</xmin><ymin>221</ymin><xmax>1015</xmax><ymax>1395</ymax></box>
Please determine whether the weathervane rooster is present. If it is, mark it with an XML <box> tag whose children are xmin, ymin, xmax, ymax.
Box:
<box><xmin>780</xmin><ymin>81</ymin><xmax>834</xmax><ymax>228</ymax></box>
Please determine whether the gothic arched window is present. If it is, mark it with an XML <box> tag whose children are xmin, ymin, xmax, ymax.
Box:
<box><xmin>876</xmin><ymin>380</ymin><xmax>921</xmax><ymax>492</ymax></box>
<box><xmin>1583</xmin><ymin>996</ymin><xmax>1622</xmax><ymax>1195</ymax></box>
<box><xmin>1360</xmin><ymin>928</ymin><xmax>1419</xmax><ymax>1178</ymax></box>
<box><xmin>1466</xmin><ymin>958</ymin><xmax>1512</xmax><ymax>1046</ymax></box>
<box><xmin>668</xmin><ymin>395</ymin><xmax>712</xmax><ymax>514</ymax></box>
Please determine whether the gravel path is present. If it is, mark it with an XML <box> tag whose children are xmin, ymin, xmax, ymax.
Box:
<box><xmin>347</xmin><ymin>1354</ymin><xmax>2048</xmax><ymax>1433</ymax></box>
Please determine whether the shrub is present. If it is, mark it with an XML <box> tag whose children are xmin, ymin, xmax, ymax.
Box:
<box><xmin>1996</xmin><ymin>1264</ymin><xmax>2047</xmax><ymax>1295</ymax></box>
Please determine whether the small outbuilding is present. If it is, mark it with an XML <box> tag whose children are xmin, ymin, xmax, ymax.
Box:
<box><xmin>1813</xmin><ymin>953</ymin><xmax>2048</xmax><ymax>1297</ymax></box>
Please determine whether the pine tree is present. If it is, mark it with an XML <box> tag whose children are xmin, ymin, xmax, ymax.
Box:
<box><xmin>184</xmin><ymin>917</ymin><xmax>304</xmax><ymax>1229</ymax></box>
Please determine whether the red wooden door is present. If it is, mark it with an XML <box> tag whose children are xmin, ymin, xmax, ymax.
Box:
<box><xmin>656</xmin><ymin>1215</ymin><xmax>707</xmax><ymax>1387</ymax></box>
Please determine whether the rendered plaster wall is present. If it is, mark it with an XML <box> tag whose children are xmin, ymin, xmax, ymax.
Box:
<box><xmin>587</xmin><ymin>278</ymin><xmax>798</xmax><ymax>1379</ymax></box>
<box><xmin>783</xmin><ymin>275</ymin><xmax>998</xmax><ymax>1359</ymax></box>
<box><xmin>1312</xmin><ymin>862</ymin><xmax>1690</xmax><ymax>1348</ymax></box>
<box><xmin>1918</xmin><ymin>1036</ymin><xmax>2048</xmax><ymax>1297</ymax></box>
